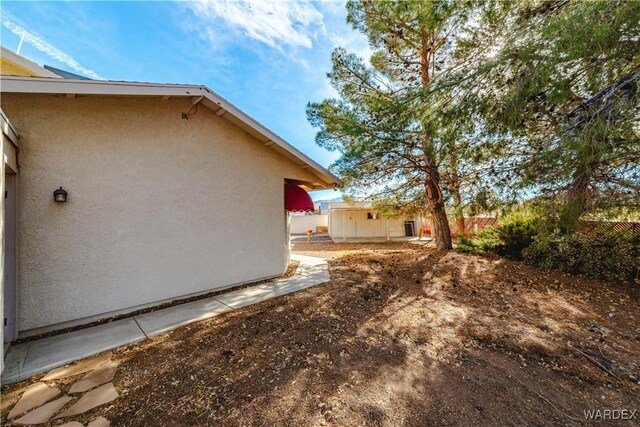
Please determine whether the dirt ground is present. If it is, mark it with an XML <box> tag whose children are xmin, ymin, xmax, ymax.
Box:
<box><xmin>2</xmin><ymin>241</ymin><xmax>639</xmax><ymax>426</ymax></box>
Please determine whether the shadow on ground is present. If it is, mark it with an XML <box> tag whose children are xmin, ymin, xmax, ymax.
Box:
<box><xmin>2</xmin><ymin>243</ymin><xmax>639</xmax><ymax>426</ymax></box>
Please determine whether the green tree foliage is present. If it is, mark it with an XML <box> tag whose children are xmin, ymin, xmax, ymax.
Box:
<box><xmin>469</xmin><ymin>0</ymin><xmax>640</xmax><ymax>230</ymax></box>
<box><xmin>307</xmin><ymin>0</ymin><xmax>493</xmax><ymax>249</ymax></box>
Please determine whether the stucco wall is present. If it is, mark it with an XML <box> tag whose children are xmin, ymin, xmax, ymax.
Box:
<box><xmin>0</xmin><ymin>94</ymin><xmax>318</xmax><ymax>334</ymax></box>
<box><xmin>290</xmin><ymin>214</ymin><xmax>328</xmax><ymax>234</ymax></box>
<box><xmin>329</xmin><ymin>210</ymin><xmax>420</xmax><ymax>239</ymax></box>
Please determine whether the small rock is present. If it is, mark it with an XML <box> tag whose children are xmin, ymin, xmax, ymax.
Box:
<box><xmin>59</xmin><ymin>422</ymin><xmax>84</xmax><ymax>427</ymax></box>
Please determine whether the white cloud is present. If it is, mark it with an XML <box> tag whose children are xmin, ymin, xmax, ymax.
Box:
<box><xmin>187</xmin><ymin>0</ymin><xmax>325</xmax><ymax>50</ymax></box>
<box><xmin>327</xmin><ymin>29</ymin><xmax>372</xmax><ymax>62</ymax></box>
<box><xmin>2</xmin><ymin>16</ymin><xmax>103</xmax><ymax>80</ymax></box>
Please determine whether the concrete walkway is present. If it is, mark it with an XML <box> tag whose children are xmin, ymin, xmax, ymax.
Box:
<box><xmin>2</xmin><ymin>254</ymin><xmax>329</xmax><ymax>385</ymax></box>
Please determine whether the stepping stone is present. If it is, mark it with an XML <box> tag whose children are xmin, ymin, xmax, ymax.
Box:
<box><xmin>56</xmin><ymin>383</ymin><xmax>118</xmax><ymax>418</ymax></box>
<box><xmin>59</xmin><ymin>422</ymin><xmax>84</xmax><ymax>427</ymax></box>
<box><xmin>8</xmin><ymin>382</ymin><xmax>62</xmax><ymax>419</ymax></box>
<box><xmin>88</xmin><ymin>416</ymin><xmax>111</xmax><ymax>427</ymax></box>
<box><xmin>13</xmin><ymin>395</ymin><xmax>73</xmax><ymax>425</ymax></box>
<box><xmin>69</xmin><ymin>361</ymin><xmax>118</xmax><ymax>394</ymax></box>
<box><xmin>42</xmin><ymin>352</ymin><xmax>112</xmax><ymax>381</ymax></box>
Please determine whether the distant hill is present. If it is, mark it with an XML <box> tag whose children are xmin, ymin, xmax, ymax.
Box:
<box><xmin>314</xmin><ymin>197</ymin><xmax>343</xmax><ymax>214</ymax></box>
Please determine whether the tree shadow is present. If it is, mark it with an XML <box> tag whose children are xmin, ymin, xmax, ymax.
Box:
<box><xmin>34</xmin><ymin>244</ymin><xmax>639</xmax><ymax>426</ymax></box>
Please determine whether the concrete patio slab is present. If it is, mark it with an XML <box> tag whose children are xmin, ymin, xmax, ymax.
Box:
<box><xmin>2</xmin><ymin>343</ymin><xmax>28</xmax><ymax>384</ymax></box>
<box><xmin>2</xmin><ymin>254</ymin><xmax>329</xmax><ymax>385</ymax></box>
<box><xmin>135</xmin><ymin>297</ymin><xmax>233</xmax><ymax>336</ymax></box>
<box><xmin>215</xmin><ymin>255</ymin><xmax>329</xmax><ymax>309</ymax></box>
<box><xmin>2</xmin><ymin>320</ymin><xmax>145</xmax><ymax>384</ymax></box>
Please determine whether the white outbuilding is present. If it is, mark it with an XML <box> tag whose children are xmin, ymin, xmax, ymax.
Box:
<box><xmin>328</xmin><ymin>203</ymin><xmax>425</xmax><ymax>242</ymax></box>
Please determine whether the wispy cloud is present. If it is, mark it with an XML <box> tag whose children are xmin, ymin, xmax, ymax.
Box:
<box><xmin>2</xmin><ymin>16</ymin><xmax>103</xmax><ymax>80</ymax></box>
<box><xmin>186</xmin><ymin>0</ymin><xmax>325</xmax><ymax>51</ymax></box>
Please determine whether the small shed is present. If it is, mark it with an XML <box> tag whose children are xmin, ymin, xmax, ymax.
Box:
<box><xmin>328</xmin><ymin>203</ymin><xmax>424</xmax><ymax>241</ymax></box>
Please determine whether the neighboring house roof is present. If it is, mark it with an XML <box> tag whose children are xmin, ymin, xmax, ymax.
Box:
<box><xmin>329</xmin><ymin>202</ymin><xmax>374</xmax><ymax>210</ymax></box>
<box><xmin>0</xmin><ymin>76</ymin><xmax>343</xmax><ymax>189</ymax></box>
<box><xmin>43</xmin><ymin>65</ymin><xmax>92</xmax><ymax>80</ymax></box>
<box><xmin>0</xmin><ymin>46</ymin><xmax>61</xmax><ymax>79</ymax></box>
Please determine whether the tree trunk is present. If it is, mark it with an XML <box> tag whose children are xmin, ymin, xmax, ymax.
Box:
<box><xmin>449</xmin><ymin>155</ymin><xmax>465</xmax><ymax>235</ymax></box>
<box><xmin>560</xmin><ymin>170</ymin><xmax>590</xmax><ymax>232</ymax></box>
<box><xmin>418</xmin><ymin>30</ymin><xmax>451</xmax><ymax>250</ymax></box>
<box><xmin>425</xmin><ymin>181</ymin><xmax>453</xmax><ymax>250</ymax></box>
<box><xmin>424</xmin><ymin>159</ymin><xmax>453</xmax><ymax>250</ymax></box>
<box><xmin>455</xmin><ymin>212</ymin><xmax>466</xmax><ymax>236</ymax></box>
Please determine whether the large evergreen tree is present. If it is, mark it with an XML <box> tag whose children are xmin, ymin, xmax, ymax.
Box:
<box><xmin>307</xmin><ymin>0</ymin><xmax>486</xmax><ymax>249</ymax></box>
<box><xmin>469</xmin><ymin>0</ymin><xmax>640</xmax><ymax>229</ymax></box>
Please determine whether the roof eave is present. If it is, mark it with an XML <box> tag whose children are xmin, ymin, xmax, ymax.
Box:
<box><xmin>0</xmin><ymin>76</ymin><xmax>343</xmax><ymax>189</ymax></box>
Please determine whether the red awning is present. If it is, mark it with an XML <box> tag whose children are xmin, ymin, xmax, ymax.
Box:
<box><xmin>285</xmin><ymin>184</ymin><xmax>314</xmax><ymax>212</ymax></box>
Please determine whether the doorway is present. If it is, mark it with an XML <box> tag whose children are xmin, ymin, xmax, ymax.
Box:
<box><xmin>404</xmin><ymin>221</ymin><xmax>415</xmax><ymax>237</ymax></box>
<box><xmin>3</xmin><ymin>172</ymin><xmax>17</xmax><ymax>342</ymax></box>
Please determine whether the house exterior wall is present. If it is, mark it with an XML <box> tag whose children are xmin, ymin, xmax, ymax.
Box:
<box><xmin>290</xmin><ymin>214</ymin><xmax>328</xmax><ymax>234</ymax></box>
<box><xmin>328</xmin><ymin>209</ymin><xmax>420</xmax><ymax>240</ymax></box>
<box><xmin>0</xmin><ymin>93</ymin><xmax>318</xmax><ymax>334</ymax></box>
<box><xmin>1</xmin><ymin>128</ymin><xmax>19</xmax><ymax>370</ymax></box>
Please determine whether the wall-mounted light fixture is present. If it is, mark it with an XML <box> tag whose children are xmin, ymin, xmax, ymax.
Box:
<box><xmin>53</xmin><ymin>187</ymin><xmax>68</xmax><ymax>203</ymax></box>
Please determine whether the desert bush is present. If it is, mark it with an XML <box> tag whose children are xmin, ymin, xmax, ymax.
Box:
<box><xmin>523</xmin><ymin>230</ymin><xmax>640</xmax><ymax>282</ymax></box>
<box><xmin>456</xmin><ymin>211</ymin><xmax>538</xmax><ymax>259</ymax></box>
<box><xmin>457</xmin><ymin>226</ymin><xmax>501</xmax><ymax>254</ymax></box>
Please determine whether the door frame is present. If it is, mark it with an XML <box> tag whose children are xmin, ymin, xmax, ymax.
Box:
<box><xmin>3</xmin><ymin>169</ymin><xmax>18</xmax><ymax>342</ymax></box>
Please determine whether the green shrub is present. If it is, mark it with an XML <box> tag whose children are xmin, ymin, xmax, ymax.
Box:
<box><xmin>457</xmin><ymin>226</ymin><xmax>502</xmax><ymax>253</ymax></box>
<box><xmin>523</xmin><ymin>231</ymin><xmax>640</xmax><ymax>282</ymax></box>
<box><xmin>494</xmin><ymin>214</ymin><xmax>538</xmax><ymax>259</ymax></box>
<box><xmin>456</xmin><ymin>212</ymin><xmax>538</xmax><ymax>260</ymax></box>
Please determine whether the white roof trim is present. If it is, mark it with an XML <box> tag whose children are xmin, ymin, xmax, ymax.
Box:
<box><xmin>0</xmin><ymin>76</ymin><xmax>342</xmax><ymax>188</ymax></box>
<box><xmin>1</xmin><ymin>109</ymin><xmax>19</xmax><ymax>147</ymax></box>
<box><xmin>329</xmin><ymin>202</ymin><xmax>374</xmax><ymax>211</ymax></box>
<box><xmin>1</xmin><ymin>47</ymin><xmax>62</xmax><ymax>79</ymax></box>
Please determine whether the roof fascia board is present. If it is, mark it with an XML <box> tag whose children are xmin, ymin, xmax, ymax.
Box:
<box><xmin>1</xmin><ymin>47</ymin><xmax>62</xmax><ymax>79</ymax></box>
<box><xmin>0</xmin><ymin>76</ymin><xmax>342</xmax><ymax>187</ymax></box>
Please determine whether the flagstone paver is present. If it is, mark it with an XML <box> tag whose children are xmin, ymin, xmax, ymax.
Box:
<box><xmin>59</xmin><ymin>422</ymin><xmax>84</xmax><ymax>427</ymax></box>
<box><xmin>56</xmin><ymin>383</ymin><xmax>118</xmax><ymax>418</ymax></box>
<box><xmin>69</xmin><ymin>361</ymin><xmax>118</xmax><ymax>394</ymax></box>
<box><xmin>7</xmin><ymin>382</ymin><xmax>61</xmax><ymax>419</ymax></box>
<box><xmin>87</xmin><ymin>416</ymin><xmax>111</xmax><ymax>427</ymax></box>
<box><xmin>42</xmin><ymin>352</ymin><xmax>113</xmax><ymax>381</ymax></box>
<box><xmin>13</xmin><ymin>395</ymin><xmax>74</xmax><ymax>425</ymax></box>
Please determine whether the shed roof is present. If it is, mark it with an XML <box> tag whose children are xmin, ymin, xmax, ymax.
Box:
<box><xmin>0</xmin><ymin>76</ymin><xmax>342</xmax><ymax>190</ymax></box>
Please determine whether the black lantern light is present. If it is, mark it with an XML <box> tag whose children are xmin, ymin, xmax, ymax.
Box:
<box><xmin>53</xmin><ymin>187</ymin><xmax>68</xmax><ymax>203</ymax></box>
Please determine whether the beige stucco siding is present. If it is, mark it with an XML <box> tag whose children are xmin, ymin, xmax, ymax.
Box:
<box><xmin>1</xmin><ymin>94</ymin><xmax>317</xmax><ymax>333</ymax></box>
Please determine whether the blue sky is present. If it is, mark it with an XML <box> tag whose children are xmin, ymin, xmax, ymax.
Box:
<box><xmin>1</xmin><ymin>1</ymin><xmax>370</xmax><ymax>200</ymax></box>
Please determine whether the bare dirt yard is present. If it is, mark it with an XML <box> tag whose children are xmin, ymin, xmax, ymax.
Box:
<box><xmin>3</xmin><ymin>241</ymin><xmax>639</xmax><ymax>426</ymax></box>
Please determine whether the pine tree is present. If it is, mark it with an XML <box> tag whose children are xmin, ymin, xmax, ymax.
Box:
<box><xmin>307</xmin><ymin>0</ymin><xmax>486</xmax><ymax>249</ymax></box>
<box><xmin>469</xmin><ymin>0</ymin><xmax>640</xmax><ymax>229</ymax></box>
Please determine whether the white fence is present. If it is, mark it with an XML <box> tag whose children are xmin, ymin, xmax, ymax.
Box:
<box><xmin>290</xmin><ymin>214</ymin><xmax>328</xmax><ymax>234</ymax></box>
